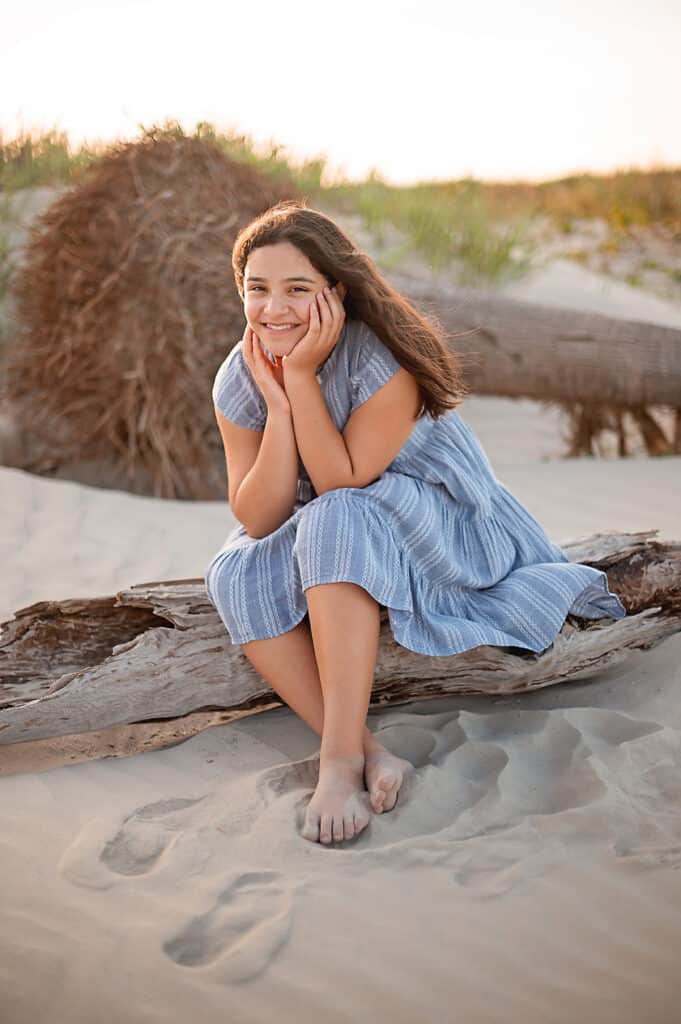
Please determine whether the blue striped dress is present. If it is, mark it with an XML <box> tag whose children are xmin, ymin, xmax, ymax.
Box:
<box><xmin>204</xmin><ymin>317</ymin><xmax>626</xmax><ymax>654</ymax></box>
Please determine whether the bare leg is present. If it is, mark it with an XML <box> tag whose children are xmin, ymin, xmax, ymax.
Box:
<box><xmin>240</xmin><ymin>600</ymin><xmax>411</xmax><ymax>840</ymax></box>
<box><xmin>298</xmin><ymin>581</ymin><xmax>379</xmax><ymax>843</ymax></box>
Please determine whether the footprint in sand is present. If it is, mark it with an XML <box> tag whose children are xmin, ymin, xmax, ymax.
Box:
<box><xmin>563</xmin><ymin>708</ymin><xmax>662</xmax><ymax>754</ymax></box>
<box><xmin>448</xmin><ymin>823</ymin><xmax>558</xmax><ymax>897</ymax></box>
<box><xmin>457</xmin><ymin>709</ymin><xmax>607</xmax><ymax>816</ymax></box>
<box><xmin>255</xmin><ymin>752</ymin><xmax>321</xmax><ymax>804</ymax></box>
<box><xmin>59</xmin><ymin>796</ymin><xmax>206</xmax><ymax>890</ymax></box>
<box><xmin>614</xmin><ymin>841</ymin><xmax>681</xmax><ymax>870</ymax></box>
<box><xmin>162</xmin><ymin>870</ymin><xmax>295</xmax><ymax>983</ymax></box>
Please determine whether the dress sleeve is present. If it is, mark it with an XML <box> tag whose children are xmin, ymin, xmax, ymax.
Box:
<box><xmin>212</xmin><ymin>343</ymin><xmax>267</xmax><ymax>431</ymax></box>
<box><xmin>350</xmin><ymin>323</ymin><xmax>403</xmax><ymax>413</ymax></box>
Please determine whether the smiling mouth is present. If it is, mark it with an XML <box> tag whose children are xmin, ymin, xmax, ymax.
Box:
<box><xmin>263</xmin><ymin>323</ymin><xmax>300</xmax><ymax>331</ymax></box>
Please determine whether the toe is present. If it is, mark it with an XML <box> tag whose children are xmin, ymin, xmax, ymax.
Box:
<box><xmin>382</xmin><ymin>782</ymin><xmax>400</xmax><ymax>812</ymax></box>
<box><xmin>319</xmin><ymin>815</ymin><xmax>334</xmax><ymax>845</ymax></box>
<box><xmin>354</xmin><ymin>808</ymin><xmax>370</xmax><ymax>835</ymax></box>
<box><xmin>332</xmin><ymin>817</ymin><xmax>345</xmax><ymax>843</ymax></box>
<box><xmin>344</xmin><ymin>815</ymin><xmax>356</xmax><ymax>840</ymax></box>
<box><xmin>301</xmin><ymin>810</ymin><xmax>321</xmax><ymax>843</ymax></box>
<box><xmin>372</xmin><ymin>775</ymin><xmax>395</xmax><ymax>813</ymax></box>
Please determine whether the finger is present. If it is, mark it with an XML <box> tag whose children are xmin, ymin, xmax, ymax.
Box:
<box><xmin>321</xmin><ymin>288</ymin><xmax>340</xmax><ymax>324</ymax></box>
<box><xmin>323</xmin><ymin>288</ymin><xmax>341</xmax><ymax>322</ymax></box>
<box><xmin>317</xmin><ymin>291</ymin><xmax>330</xmax><ymax>323</ymax></box>
<box><xmin>318</xmin><ymin>289</ymin><xmax>337</xmax><ymax>332</ymax></box>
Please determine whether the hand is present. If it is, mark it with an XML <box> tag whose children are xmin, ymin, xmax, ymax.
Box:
<box><xmin>241</xmin><ymin>324</ymin><xmax>291</xmax><ymax>416</ymax></box>
<box><xmin>281</xmin><ymin>282</ymin><xmax>347</xmax><ymax>380</ymax></box>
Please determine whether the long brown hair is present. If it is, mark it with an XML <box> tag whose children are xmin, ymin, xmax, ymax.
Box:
<box><xmin>232</xmin><ymin>199</ymin><xmax>470</xmax><ymax>419</ymax></box>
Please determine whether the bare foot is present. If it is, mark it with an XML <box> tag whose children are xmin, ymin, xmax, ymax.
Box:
<box><xmin>363</xmin><ymin>745</ymin><xmax>413</xmax><ymax>814</ymax></box>
<box><xmin>301</xmin><ymin>755</ymin><xmax>371</xmax><ymax>844</ymax></box>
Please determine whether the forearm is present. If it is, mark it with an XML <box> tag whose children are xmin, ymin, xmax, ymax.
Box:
<box><xmin>234</xmin><ymin>408</ymin><xmax>299</xmax><ymax>538</ymax></box>
<box><xmin>285</xmin><ymin>372</ymin><xmax>353</xmax><ymax>495</ymax></box>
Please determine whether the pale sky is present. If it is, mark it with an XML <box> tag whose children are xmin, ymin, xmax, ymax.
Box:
<box><xmin>2</xmin><ymin>0</ymin><xmax>680</xmax><ymax>185</ymax></box>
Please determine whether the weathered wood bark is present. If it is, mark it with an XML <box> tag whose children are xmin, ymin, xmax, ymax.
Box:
<box><xmin>385</xmin><ymin>271</ymin><xmax>681</xmax><ymax>407</ymax></box>
<box><xmin>1</xmin><ymin>530</ymin><xmax>679</xmax><ymax>750</ymax></box>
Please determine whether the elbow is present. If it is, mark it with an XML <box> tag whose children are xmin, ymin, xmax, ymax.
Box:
<box><xmin>316</xmin><ymin>472</ymin><xmax>358</xmax><ymax>495</ymax></box>
<box><xmin>230</xmin><ymin>500</ymin><xmax>256</xmax><ymax>538</ymax></box>
<box><xmin>317</xmin><ymin>475</ymin><xmax>372</xmax><ymax>494</ymax></box>
<box><xmin>236</xmin><ymin>509</ymin><xmax>294</xmax><ymax>540</ymax></box>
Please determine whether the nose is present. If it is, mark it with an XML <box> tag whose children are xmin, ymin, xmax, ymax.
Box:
<box><xmin>263</xmin><ymin>294</ymin><xmax>292</xmax><ymax>316</ymax></box>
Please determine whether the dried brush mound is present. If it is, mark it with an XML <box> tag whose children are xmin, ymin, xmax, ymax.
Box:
<box><xmin>2</xmin><ymin>125</ymin><xmax>301</xmax><ymax>498</ymax></box>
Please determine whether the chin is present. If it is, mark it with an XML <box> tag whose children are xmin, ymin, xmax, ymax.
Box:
<box><xmin>258</xmin><ymin>327</ymin><xmax>303</xmax><ymax>347</ymax></box>
<box><xmin>253</xmin><ymin>334</ymin><xmax>298</xmax><ymax>364</ymax></box>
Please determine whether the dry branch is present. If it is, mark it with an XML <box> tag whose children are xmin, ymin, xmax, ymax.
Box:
<box><xmin>1</xmin><ymin>530</ymin><xmax>679</xmax><ymax>748</ymax></box>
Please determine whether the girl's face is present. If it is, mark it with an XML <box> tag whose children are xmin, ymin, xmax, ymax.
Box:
<box><xmin>243</xmin><ymin>242</ymin><xmax>331</xmax><ymax>358</ymax></box>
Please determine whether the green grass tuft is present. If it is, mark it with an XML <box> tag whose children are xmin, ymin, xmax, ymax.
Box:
<box><xmin>1</xmin><ymin>123</ymin><xmax>680</xmax><ymax>286</ymax></box>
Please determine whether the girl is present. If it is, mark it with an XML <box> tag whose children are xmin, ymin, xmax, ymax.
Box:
<box><xmin>204</xmin><ymin>200</ymin><xmax>626</xmax><ymax>847</ymax></box>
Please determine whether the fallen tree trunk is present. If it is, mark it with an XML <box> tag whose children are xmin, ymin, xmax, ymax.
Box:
<box><xmin>1</xmin><ymin>530</ymin><xmax>679</xmax><ymax>751</ymax></box>
<box><xmin>388</xmin><ymin>272</ymin><xmax>681</xmax><ymax>408</ymax></box>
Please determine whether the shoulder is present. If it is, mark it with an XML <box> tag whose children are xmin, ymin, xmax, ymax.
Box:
<box><xmin>349</xmin><ymin>320</ymin><xmax>401</xmax><ymax>370</ymax></box>
<box><xmin>212</xmin><ymin>341</ymin><xmax>252</xmax><ymax>402</ymax></box>
<box><xmin>348</xmin><ymin>320</ymin><xmax>419</xmax><ymax>414</ymax></box>
<box><xmin>213</xmin><ymin>339</ymin><xmax>243</xmax><ymax>381</ymax></box>
<box><xmin>348</xmin><ymin>320</ymin><xmax>403</xmax><ymax>385</ymax></box>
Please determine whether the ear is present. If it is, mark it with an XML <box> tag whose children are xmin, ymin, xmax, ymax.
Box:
<box><xmin>335</xmin><ymin>282</ymin><xmax>347</xmax><ymax>302</ymax></box>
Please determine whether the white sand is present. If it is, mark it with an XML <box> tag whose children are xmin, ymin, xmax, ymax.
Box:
<box><xmin>2</xmin><ymin>430</ymin><xmax>680</xmax><ymax>1022</ymax></box>
<box><xmin>495</xmin><ymin>255</ymin><xmax>681</xmax><ymax>329</ymax></box>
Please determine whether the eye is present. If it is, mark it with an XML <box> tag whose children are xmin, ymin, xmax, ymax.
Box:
<box><xmin>248</xmin><ymin>286</ymin><xmax>308</xmax><ymax>292</ymax></box>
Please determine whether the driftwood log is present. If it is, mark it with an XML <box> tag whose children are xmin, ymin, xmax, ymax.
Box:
<box><xmin>391</xmin><ymin>274</ymin><xmax>681</xmax><ymax>408</ymax></box>
<box><xmin>386</xmin><ymin>271</ymin><xmax>681</xmax><ymax>456</ymax></box>
<box><xmin>1</xmin><ymin>530</ymin><xmax>680</xmax><ymax>755</ymax></box>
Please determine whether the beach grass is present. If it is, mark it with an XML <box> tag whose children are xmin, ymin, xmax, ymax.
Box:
<box><xmin>1</xmin><ymin>122</ymin><xmax>680</xmax><ymax>287</ymax></box>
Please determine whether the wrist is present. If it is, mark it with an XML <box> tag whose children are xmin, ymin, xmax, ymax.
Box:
<box><xmin>283</xmin><ymin>368</ymin><xmax>318</xmax><ymax>391</ymax></box>
<box><xmin>266</xmin><ymin>401</ymin><xmax>292</xmax><ymax>422</ymax></box>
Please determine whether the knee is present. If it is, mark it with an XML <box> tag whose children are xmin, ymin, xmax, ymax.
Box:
<box><xmin>204</xmin><ymin>551</ymin><xmax>232</xmax><ymax>604</ymax></box>
<box><xmin>292</xmin><ymin>489</ymin><xmax>374</xmax><ymax>574</ymax></box>
<box><xmin>293</xmin><ymin>489</ymin><xmax>351</xmax><ymax>547</ymax></box>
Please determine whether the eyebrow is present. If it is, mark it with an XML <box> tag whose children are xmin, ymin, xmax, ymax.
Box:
<box><xmin>246</xmin><ymin>276</ymin><xmax>317</xmax><ymax>283</ymax></box>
